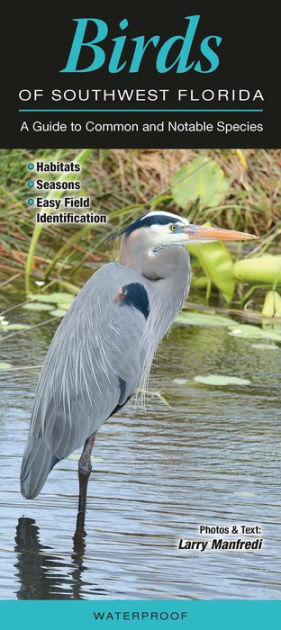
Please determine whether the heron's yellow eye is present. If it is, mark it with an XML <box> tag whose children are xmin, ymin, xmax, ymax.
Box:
<box><xmin>170</xmin><ymin>224</ymin><xmax>177</xmax><ymax>231</ymax></box>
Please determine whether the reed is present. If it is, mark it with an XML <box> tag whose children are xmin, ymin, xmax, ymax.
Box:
<box><xmin>0</xmin><ymin>148</ymin><xmax>280</xmax><ymax>304</ymax></box>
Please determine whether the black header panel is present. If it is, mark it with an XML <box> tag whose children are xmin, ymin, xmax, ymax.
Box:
<box><xmin>1</xmin><ymin>1</ymin><xmax>278</xmax><ymax>147</ymax></box>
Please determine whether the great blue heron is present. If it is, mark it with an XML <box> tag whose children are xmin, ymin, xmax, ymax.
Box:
<box><xmin>21</xmin><ymin>211</ymin><xmax>255</xmax><ymax>536</ymax></box>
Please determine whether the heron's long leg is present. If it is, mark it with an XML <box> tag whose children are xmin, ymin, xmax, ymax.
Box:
<box><xmin>74</xmin><ymin>432</ymin><xmax>96</xmax><ymax>540</ymax></box>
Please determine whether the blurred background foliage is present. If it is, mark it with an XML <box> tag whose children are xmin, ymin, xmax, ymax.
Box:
<box><xmin>0</xmin><ymin>148</ymin><xmax>280</xmax><ymax>314</ymax></box>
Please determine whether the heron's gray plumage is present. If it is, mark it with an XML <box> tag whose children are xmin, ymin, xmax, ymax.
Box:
<box><xmin>21</xmin><ymin>209</ymin><xmax>254</xmax><ymax>519</ymax></box>
<box><xmin>21</xmin><ymin>245</ymin><xmax>190</xmax><ymax>499</ymax></box>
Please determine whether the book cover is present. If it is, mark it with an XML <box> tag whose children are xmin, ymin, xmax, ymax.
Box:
<box><xmin>0</xmin><ymin>2</ymin><xmax>280</xmax><ymax>628</ymax></box>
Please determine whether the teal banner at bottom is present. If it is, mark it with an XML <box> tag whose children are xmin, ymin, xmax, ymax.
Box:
<box><xmin>0</xmin><ymin>600</ymin><xmax>280</xmax><ymax>630</ymax></box>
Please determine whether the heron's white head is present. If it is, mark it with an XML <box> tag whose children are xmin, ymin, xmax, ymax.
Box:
<box><xmin>121</xmin><ymin>210</ymin><xmax>256</xmax><ymax>250</ymax></box>
<box><xmin>119</xmin><ymin>211</ymin><xmax>256</xmax><ymax>277</ymax></box>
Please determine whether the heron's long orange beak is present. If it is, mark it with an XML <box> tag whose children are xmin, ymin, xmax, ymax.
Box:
<box><xmin>183</xmin><ymin>224</ymin><xmax>257</xmax><ymax>242</ymax></box>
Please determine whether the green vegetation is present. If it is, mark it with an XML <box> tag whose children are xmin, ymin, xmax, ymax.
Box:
<box><xmin>193</xmin><ymin>375</ymin><xmax>251</xmax><ymax>386</ymax></box>
<box><xmin>0</xmin><ymin>148</ymin><xmax>280</xmax><ymax>315</ymax></box>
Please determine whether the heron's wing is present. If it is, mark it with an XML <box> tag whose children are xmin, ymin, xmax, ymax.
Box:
<box><xmin>21</xmin><ymin>263</ymin><xmax>151</xmax><ymax>498</ymax></box>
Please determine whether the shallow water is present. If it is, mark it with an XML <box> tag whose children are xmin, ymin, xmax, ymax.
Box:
<box><xmin>0</xmin><ymin>295</ymin><xmax>281</xmax><ymax>600</ymax></box>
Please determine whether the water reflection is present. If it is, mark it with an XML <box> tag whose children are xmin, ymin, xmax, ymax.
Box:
<box><xmin>15</xmin><ymin>517</ymin><xmax>107</xmax><ymax>600</ymax></box>
<box><xmin>1</xmin><ymin>296</ymin><xmax>281</xmax><ymax>599</ymax></box>
<box><xmin>15</xmin><ymin>517</ymin><xmax>69</xmax><ymax>599</ymax></box>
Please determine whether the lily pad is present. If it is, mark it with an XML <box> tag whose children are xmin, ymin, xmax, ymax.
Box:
<box><xmin>23</xmin><ymin>303</ymin><xmax>53</xmax><ymax>311</ymax></box>
<box><xmin>28</xmin><ymin>292</ymin><xmax>75</xmax><ymax>304</ymax></box>
<box><xmin>171</xmin><ymin>157</ymin><xmax>229</xmax><ymax>210</ymax></box>
<box><xmin>50</xmin><ymin>309</ymin><xmax>67</xmax><ymax>318</ymax></box>
<box><xmin>3</xmin><ymin>323</ymin><xmax>30</xmax><ymax>331</ymax></box>
<box><xmin>234</xmin><ymin>254</ymin><xmax>281</xmax><ymax>284</ymax></box>
<box><xmin>67</xmin><ymin>453</ymin><xmax>103</xmax><ymax>463</ymax></box>
<box><xmin>172</xmin><ymin>378</ymin><xmax>188</xmax><ymax>385</ymax></box>
<box><xmin>194</xmin><ymin>374</ymin><xmax>251</xmax><ymax>386</ymax></box>
<box><xmin>251</xmin><ymin>343</ymin><xmax>279</xmax><ymax>351</ymax></box>
<box><xmin>0</xmin><ymin>361</ymin><xmax>12</xmax><ymax>370</ymax></box>
<box><xmin>175</xmin><ymin>312</ymin><xmax>237</xmax><ymax>328</ymax></box>
<box><xmin>262</xmin><ymin>291</ymin><xmax>281</xmax><ymax>318</ymax></box>
<box><xmin>57</xmin><ymin>302</ymin><xmax>72</xmax><ymax>310</ymax></box>
<box><xmin>189</xmin><ymin>238</ymin><xmax>235</xmax><ymax>303</ymax></box>
<box><xmin>229</xmin><ymin>324</ymin><xmax>281</xmax><ymax>342</ymax></box>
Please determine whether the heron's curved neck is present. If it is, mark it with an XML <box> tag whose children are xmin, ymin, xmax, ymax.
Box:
<box><xmin>144</xmin><ymin>245</ymin><xmax>190</xmax><ymax>282</ymax></box>
<box><xmin>119</xmin><ymin>237</ymin><xmax>190</xmax><ymax>281</ymax></box>
<box><xmin>119</xmin><ymin>239</ymin><xmax>190</xmax><ymax>391</ymax></box>
<box><xmin>119</xmin><ymin>239</ymin><xmax>190</xmax><ymax>317</ymax></box>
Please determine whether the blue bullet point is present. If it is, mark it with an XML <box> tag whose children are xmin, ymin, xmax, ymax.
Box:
<box><xmin>28</xmin><ymin>199</ymin><xmax>34</xmax><ymax>206</ymax></box>
<box><xmin>28</xmin><ymin>181</ymin><xmax>34</xmax><ymax>187</ymax></box>
<box><xmin>28</xmin><ymin>163</ymin><xmax>34</xmax><ymax>170</ymax></box>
